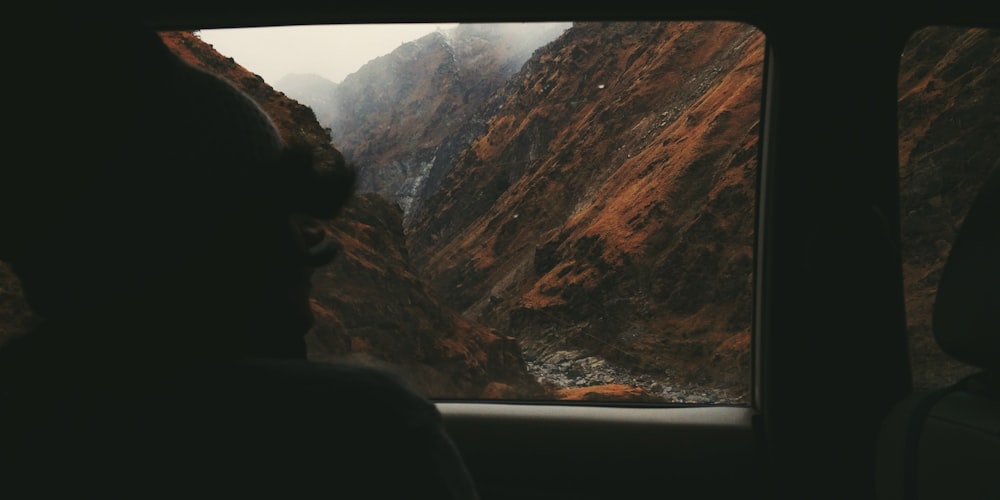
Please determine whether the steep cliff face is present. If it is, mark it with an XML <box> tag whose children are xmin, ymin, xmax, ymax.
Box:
<box><xmin>305</xmin><ymin>193</ymin><xmax>544</xmax><ymax>398</ymax></box>
<box><xmin>319</xmin><ymin>23</ymin><xmax>569</xmax><ymax>219</ymax></box>
<box><xmin>897</xmin><ymin>26</ymin><xmax>1000</xmax><ymax>389</ymax></box>
<box><xmin>407</xmin><ymin>21</ymin><xmax>765</xmax><ymax>398</ymax></box>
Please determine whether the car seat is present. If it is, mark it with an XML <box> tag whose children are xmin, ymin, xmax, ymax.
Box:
<box><xmin>875</xmin><ymin>166</ymin><xmax>1000</xmax><ymax>499</ymax></box>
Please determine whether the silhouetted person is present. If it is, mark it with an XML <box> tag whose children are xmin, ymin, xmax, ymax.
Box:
<box><xmin>0</xmin><ymin>23</ymin><xmax>479</xmax><ymax>499</ymax></box>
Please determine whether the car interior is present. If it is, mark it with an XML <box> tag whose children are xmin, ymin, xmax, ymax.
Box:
<box><xmin>3</xmin><ymin>2</ymin><xmax>998</xmax><ymax>499</ymax></box>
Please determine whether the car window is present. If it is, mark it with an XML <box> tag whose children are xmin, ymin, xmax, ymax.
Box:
<box><xmin>898</xmin><ymin>25</ymin><xmax>1000</xmax><ymax>390</ymax></box>
<box><xmin>1</xmin><ymin>21</ymin><xmax>765</xmax><ymax>405</ymax></box>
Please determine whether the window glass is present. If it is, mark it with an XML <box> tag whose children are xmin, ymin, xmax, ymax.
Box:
<box><xmin>898</xmin><ymin>26</ymin><xmax>1000</xmax><ymax>389</ymax></box>
<box><xmin>0</xmin><ymin>21</ymin><xmax>764</xmax><ymax>404</ymax></box>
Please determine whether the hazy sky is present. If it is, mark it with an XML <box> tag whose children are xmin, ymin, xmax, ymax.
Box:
<box><xmin>197</xmin><ymin>24</ymin><xmax>459</xmax><ymax>85</ymax></box>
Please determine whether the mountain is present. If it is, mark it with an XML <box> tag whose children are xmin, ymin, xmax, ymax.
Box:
<box><xmin>406</xmin><ymin>21</ymin><xmax>765</xmax><ymax>400</ymax></box>
<box><xmin>896</xmin><ymin>26</ymin><xmax>1000</xmax><ymax>389</ymax></box>
<box><xmin>275</xmin><ymin>73</ymin><xmax>338</xmax><ymax>117</ymax></box>
<box><xmin>314</xmin><ymin>23</ymin><xmax>570</xmax><ymax>220</ymax></box>
<box><xmin>304</xmin><ymin>192</ymin><xmax>543</xmax><ymax>398</ymax></box>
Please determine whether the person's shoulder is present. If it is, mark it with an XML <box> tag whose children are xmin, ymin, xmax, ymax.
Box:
<box><xmin>158</xmin><ymin>357</ymin><xmax>440</xmax><ymax>426</ymax></box>
<box><xmin>143</xmin><ymin>358</ymin><xmax>473</xmax><ymax>498</ymax></box>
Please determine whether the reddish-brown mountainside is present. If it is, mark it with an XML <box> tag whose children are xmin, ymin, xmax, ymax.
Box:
<box><xmin>322</xmin><ymin>23</ymin><xmax>569</xmax><ymax>219</ymax></box>
<box><xmin>305</xmin><ymin>193</ymin><xmax>543</xmax><ymax>398</ymax></box>
<box><xmin>897</xmin><ymin>26</ymin><xmax>1000</xmax><ymax>389</ymax></box>
<box><xmin>407</xmin><ymin>21</ymin><xmax>764</xmax><ymax>399</ymax></box>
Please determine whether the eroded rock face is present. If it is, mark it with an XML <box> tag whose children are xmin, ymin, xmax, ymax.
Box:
<box><xmin>896</xmin><ymin>27</ymin><xmax>1000</xmax><ymax>388</ymax></box>
<box><xmin>406</xmin><ymin>21</ymin><xmax>765</xmax><ymax>399</ymax></box>
<box><xmin>316</xmin><ymin>23</ymin><xmax>570</xmax><ymax>221</ymax></box>
<box><xmin>304</xmin><ymin>193</ymin><xmax>545</xmax><ymax>398</ymax></box>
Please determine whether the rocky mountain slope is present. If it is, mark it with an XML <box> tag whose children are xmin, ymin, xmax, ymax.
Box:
<box><xmin>896</xmin><ymin>26</ymin><xmax>1000</xmax><ymax>389</ymax></box>
<box><xmin>406</xmin><ymin>21</ymin><xmax>765</xmax><ymax>400</ymax></box>
<box><xmin>310</xmin><ymin>23</ymin><xmax>570</xmax><ymax>220</ymax></box>
<box><xmin>303</xmin><ymin>192</ymin><xmax>544</xmax><ymax>398</ymax></box>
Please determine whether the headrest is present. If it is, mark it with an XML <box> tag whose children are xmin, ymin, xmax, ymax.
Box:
<box><xmin>933</xmin><ymin>166</ymin><xmax>1000</xmax><ymax>371</ymax></box>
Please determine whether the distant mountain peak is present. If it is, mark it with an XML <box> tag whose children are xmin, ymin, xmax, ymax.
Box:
<box><xmin>305</xmin><ymin>22</ymin><xmax>570</xmax><ymax>219</ymax></box>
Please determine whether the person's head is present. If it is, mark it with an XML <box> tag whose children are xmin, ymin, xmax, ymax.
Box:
<box><xmin>0</xmin><ymin>25</ymin><xmax>355</xmax><ymax>359</ymax></box>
